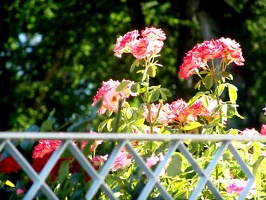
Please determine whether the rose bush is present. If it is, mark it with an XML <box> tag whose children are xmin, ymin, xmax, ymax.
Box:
<box><xmin>0</xmin><ymin>27</ymin><xmax>266</xmax><ymax>199</ymax></box>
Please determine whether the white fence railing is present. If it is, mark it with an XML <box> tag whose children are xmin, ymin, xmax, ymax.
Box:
<box><xmin>0</xmin><ymin>133</ymin><xmax>266</xmax><ymax>200</ymax></box>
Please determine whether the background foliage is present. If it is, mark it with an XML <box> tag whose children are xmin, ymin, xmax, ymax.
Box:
<box><xmin>0</xmin><ymin>0</ymin><xmax>266</xmax><ymax>131</ymax></box>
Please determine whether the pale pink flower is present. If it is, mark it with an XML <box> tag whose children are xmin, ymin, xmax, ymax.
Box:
<box><xmin>146</xmin><ymin>156</ymin><xmax>160</xmax><ymax>167</ymax></box>
<box><xmin>130</xmin><ymin>37</ymin><xmax>150</xmax><ymax>60</ymax></box>
<box><xmin>114</xmin><ymin>30</ymin><xmax>139</xmax><ymax>58</ymax></box>
<box><xmin>141</xmin><ymin>27</ymin><xmax>166</xmax><ymax>41</ymax></box>
<box><xmin>263</xmin><ymin>107</ymin><xmax>266</xmax><ymax>115</ymax></box>
<box><xmin>143</xmin><ymin>103</ymin><xmax>174</xmax><ymax>124</ymax></box>
<box><xmin>146</xmin><ymin>154</ymin><xmax>164</xmax><ymax>167</ymax></box>
<box><xmin>170</xmin><ymin>99</ymin><xmax>196</xmax><ymax>123</ymax></box>
<box><xmin>92</xmin><ymin>79</ymin><xmax>136</xmax><ymax>114</ymax></box>
<box><xmin>239</xmin><ymin>128</ymin><xmax>260</xmax><ymax>136</ymax></box>
<box><xmin>111</xmin><ymin>152</ymin><xmax>131</xmax><ymax>171</ymax></box>
<box><xmin>226</xmin><ymin>179</ymin><xmax>256</xmax><ymax>195</ymax></box>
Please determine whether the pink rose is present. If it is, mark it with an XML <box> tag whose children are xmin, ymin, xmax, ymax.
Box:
<box><xmin>226</xmin><ymin>179</ymin><xmax>256</xmax><ymax>195</ymax></box>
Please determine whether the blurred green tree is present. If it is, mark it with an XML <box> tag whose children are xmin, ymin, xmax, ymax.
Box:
<box><xmin>0</xmin><ymin>0</ymin><xmax>265</xmax><ymax>131</ymax></box>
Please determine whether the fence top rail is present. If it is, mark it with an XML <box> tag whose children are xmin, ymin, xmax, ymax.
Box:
<box><xmin>0</xmin><ymin>132</ymin><xmax>266</xmax><ymax>142</ymax></box>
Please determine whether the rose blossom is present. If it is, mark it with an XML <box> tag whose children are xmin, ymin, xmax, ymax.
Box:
<box><xmin>0</xmin><ymin>156</ymin><xmax>21</xmax><ymax>174</ymax></box>
<box><xmin>32</xmin><ymin>139</ymin><xmax>62</xmax><ymax>159</ymax></box>
<box><xmin>92</xmin><ymin>152</ymin><xmax>132</xmax><ymax>171</ymax></box>
<box><xmin>239</xmin><ymin>128</ymin><xmax>260</xmax><ymax>136</ymax></box>
<box><xmin>114</xmin><ymin>27</ymin><xmax>166</xmax><ymax>60</ymax></box>
<box><xmin>178</xmin><ymin>37</ymin><xmax>244</xmax><ymax>79</ymax></box>
<box><xmin>92</xmin><ymin>79</ymin><xmax>137</xmax><ymax>114</ymax></box>
<box><xmin>143</xmin><ymin>103</ymin><xmax>174</xmax><ymax>125</ymax></box>
<box><xmin>114</xmin><ymin>30</ymin><xmax>139</xmax><ymax>58</ymax></box>
<box><xmin>111</xmin><ymin>152</ymin><xmax>131</xmax><ymax>171</ymax></box>
<box><xmin>141</xmin><ymin>27</ymin><xmax>166</xmax><ymax>41</ymax></box>
<box><xmin>260</xmin><ymin>124</ymin><xmax>266</xmax><ymax>135</ymax></box>
<box><xmin>226</xmin><ymin>179</ymin><xmax>256</xmax><ymax>195</ymax></box>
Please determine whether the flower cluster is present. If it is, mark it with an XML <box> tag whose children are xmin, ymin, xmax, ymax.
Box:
<box><xmin>143</xmin><ymin>96</ymin><xmax>225</xmax><ymax>131</ymax></box>
<box><xmin>1</xmin><ymin>27</ymin><xmax>266</xmax><ymax>199</ymax></box>
<box><xmin>92</xmin><ymin>79</ymin><xmax>137</xmax><ymax>114</ymax></box>
<box><xmin>114</xmin><ymin>27</ymin><xmax>166</xmax><ymax>59</ymax></box>
<box><xmin>178</xmin><ymin>37</ymin><xmax>245</xmax><ymax>79</ymax></box>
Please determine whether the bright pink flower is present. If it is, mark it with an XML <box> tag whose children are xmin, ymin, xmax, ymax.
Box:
<box><xmin>92</xmin><ymin>79</ymin><xmax>136</xmax><ymax>114</ymax></box>
<box><xmin>178</xmin><ymin>37</ymin><xmax>244</xmax><ymax>79</ymax></box>
<box><xmin>16</xmin><ymin>188</ymin><xmax>25</xmax><ymax>195</ymax></box>
<box><xmin>240</xmin><ymin>128</ymin><xmax>260</xmax><ymax>136</ymax></box>
<box><xmin>260</xmin><ymin>124</ymin><xmax>266</xmax><ymax>135</ymax></box>
<box><xmin>114</xmin><ymin>30</ymin><xmax>139</xmax><ymax>58</ymax></box>
<box><xmin>32</xmin><ymin>140</ymin><xmax>61</xmax><ymax>159</ymax></box>
<box><xmin>226</xmin><ymin>179</ymin><xmax>256</xmax><ymax>195</ymax></box>
<box><xmin>0</xmin><ymin>156</ymin><xmax>21</xmax><ymax>174</ymax></box>
<box><xmin>111</xmin><ymin>152</ymin><xmax>131</xmax><ymax>171</ymax></box>
<box><xmin>92</xmin><ymin>154</ymin><xmax>108</xmax><ymax>168</ymax></box>
<box><xmin>114</xmin><ymin>27</ymin><xmax>166</xmax><ymax>60</ymax></box>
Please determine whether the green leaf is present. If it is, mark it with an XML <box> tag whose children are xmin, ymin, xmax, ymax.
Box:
<box><xmin>148</xmin><ymin>88</ymin><xmax>160</xmax><ymax>103</ymax></box>
<box><xmin>217</xmin><ymin>84</ymin><xmax>226</xmax><ymax>96</ymax></box>
<box><xmin>116</xmin><ymin>81</ymin><xmax>131</xmax><ymax>92</ymax></box>
<box><xmin>183</xmin><ymin>122</ymin><xmax>202</xmax><ymax>131</ymax></box>
<box><xmin>131</xmin><ymin>83</ymin><xmax>140</xmax><ymax>93</ymax></box>
<box><xmin>166</xmin><ymin>153</ymin><xmax>182</xmax><ymax>176</ymax></box>
<box><xmin>98</xmin><ymin>119</ymin><xmax>109</xmax><ymax>132</ymax></box>
<box><xmin>188</xmin><ymin>92</ymin><xmax>205</xmax><ymax>107</ymax></box>
<box><xmin>40</xmin><ymin>119</ymin><xmax>54</xmax><ymax>132</ymax></box>
<box><xmin>201</xmin><ymin>94</ymin><xmax>209</xmax><ymax>108</ymax></box>
<box><xmin>194</xmin><ymin>80</ymin><xmax>202</xmax><ymax>90</ymax></box>
<box><xmin>253</xmin><ymin>156</ymin><xmax>265</xmax><ymax>175</ymax></box>
<box><xmin>107</xmin><ymin>118</ymin><xmax>114</xmax><ymax>132</ymax></box>
<box><xmin>228</xmin><ymin>84</ymin><xmax>238</xmax><ymax>103</ymax></box>
<box><xmin>222</xmin><ymin>71</ymin><xmax>233</xmax><ymax>80</ymax></box>
<box><xmin>130</xmin><ymin>60</ymin><xmax>139</xmax><ymax>72</ymax></box>
<box><xmin>147</xmin><ymin>65</ymin><xmax>157</xmax><ymax>77</ymax></box>
<box><xmin>159</xmin><ymin>88</ymin><xmax>172</xmax><ymax>100</ymax></box>
<box><xmin>58</xmin><ymin>160</ymin><xmax>70</xmax><ymax>184</ymax></box>
<box><xmin>204</xmin><ymin>75</ymin><xmax>213</xmax><ymax>89</ymax></box>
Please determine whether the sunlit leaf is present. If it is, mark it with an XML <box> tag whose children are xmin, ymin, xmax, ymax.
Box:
<box><xmin>217</xmin><ymin>84</ymin><xmax>226</xmax><ymax>96</ymax></box>
<box><xmin>116</xmin><ymin>81</ymin><xmax>131</xmax><ymax>92</ymax></box>
<box><xmin>183</xmin><ymin>122</ymin><xmax>202</xmax><ymax>131</ymax></box>
<box><xmin>201</xmin><ymin>94</ymin><xmax>209</xmax><ymax>108</ymax></box>
<box><xmin>147</xmin><ymin>65</ymin><xmax>157</xmax><ymax>77</ymax></box>
<box><xmin>228</xmin><ymin>84</ymin><xmax>238</xmax><ymax>103</ymax></box>
<box><xmin>5</xmin><ymin>180</ymin><xmax>15</xmax><ymax>187</ymax></box>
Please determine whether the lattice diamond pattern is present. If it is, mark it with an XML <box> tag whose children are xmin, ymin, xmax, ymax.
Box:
<box><xmin>0</xmin><ymin>134</ymin><xmax>257</xmax><ymax>200</ymax></box>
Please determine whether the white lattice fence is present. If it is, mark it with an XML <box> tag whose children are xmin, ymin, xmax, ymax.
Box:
<box><xmin>0</xmin><ymin>133</ymin><xmax>265</xmax><ymax>200</ymax></box>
